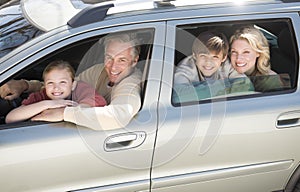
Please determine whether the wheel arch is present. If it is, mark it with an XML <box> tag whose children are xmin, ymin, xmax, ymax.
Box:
<box><xmin>285</xmin><ymin>164</ymin><xmax>300</xmax><ymax>192</ymax></box>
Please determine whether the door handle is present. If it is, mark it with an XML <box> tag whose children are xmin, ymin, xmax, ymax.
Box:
<box><xmin>276</xmin><ymin>111</ymin><xmax>300</xmax><ymax>128</ymax></box>
<box><xmin>104</xmin><ymin>132</ymin><xmax>146</xmax><ymax>151</ymax></box>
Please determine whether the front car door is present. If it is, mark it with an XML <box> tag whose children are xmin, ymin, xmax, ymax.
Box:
<box><xmin>0</xmin><ymin>22</ymin><xmax>166</xmax><ymax>192</ymax></box>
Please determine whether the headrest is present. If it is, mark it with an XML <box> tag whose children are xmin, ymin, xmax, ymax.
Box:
<box><xmin>277</xmin><ymin>28</ymin><xmax>295</xmax><ymax>60</ymax></box>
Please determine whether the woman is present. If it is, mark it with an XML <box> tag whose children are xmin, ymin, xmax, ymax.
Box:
<box><xmin>229</xmin><ymin>25</ymin><xmax>283</xmax><ymax>92</ymax></box>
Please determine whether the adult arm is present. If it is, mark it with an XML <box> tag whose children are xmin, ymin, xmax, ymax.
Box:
<box><xmin>0</xmin><ymin>79</ymin><xmax>43</xmax><ymax>100</ymax></box>
<box><xmin>64</xmin><ymin>73</ymin><xmax>141</xmax><ymax>130</ymax></box>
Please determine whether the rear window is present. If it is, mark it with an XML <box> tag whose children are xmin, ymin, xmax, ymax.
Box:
<box><xmin>172</xmin><ymin>18</ymin><xmax>298</xmax><ymax>106</ymax></box>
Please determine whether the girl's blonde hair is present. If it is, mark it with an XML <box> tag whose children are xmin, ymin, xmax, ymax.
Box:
<box><xmin>43</xmin><ymin>60</ymin><xmax>75</xmax><ymax>81</ymax></box>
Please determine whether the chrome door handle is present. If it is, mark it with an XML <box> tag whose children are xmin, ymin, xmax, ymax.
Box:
<box><xmin>104</xmin><ymin>132</ymin><xmax>146</xmax><ymax>151</ymax></box>
<box><xmin>277</xmin><ymin>111</ymin><xmax>300</xmax><ymax>128</ymax></box>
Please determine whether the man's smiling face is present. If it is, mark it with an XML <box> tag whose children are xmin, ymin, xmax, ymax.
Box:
<box><xmin>104</xmin><ymin>40</ymin><xmax>138</xmax><ymax>85</ymax></box>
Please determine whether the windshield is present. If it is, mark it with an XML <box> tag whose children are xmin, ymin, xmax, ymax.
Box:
<box><xmin>0</xmin><ymin>0</ymin><xmax>43</xmax><ymax>58</ymax></box>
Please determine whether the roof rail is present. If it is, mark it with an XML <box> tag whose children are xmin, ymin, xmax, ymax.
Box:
<box><xmin>281</xmin><ymin>0</ymin><xmax>300</xmax><ymax>2</ymax></box>
<box><xmin>67</xmin><ymin>2</ymin><xmax>114</xmax><ymax>28</ymax></box>
<box><xmin>67</xmin><ymin>0</ymin><xmax>294</xmax><ymax>28</ymax></box>
<box><xmin>154</xmin><ymin>0</ymin><xmax>175</xmax><ymax>8</ymax></box>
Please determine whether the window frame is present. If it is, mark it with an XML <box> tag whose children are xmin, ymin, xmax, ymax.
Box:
<box><xmin>0</xmin><ymin>23</ymin><xmax>161</xmax><ymax>128</ymax></box>
<box><xmin>163</xmin><ymin>13</ymin><xmax>300</xmax><ymax>107</ymax></box>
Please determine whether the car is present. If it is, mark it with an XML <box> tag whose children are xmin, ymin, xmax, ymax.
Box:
<box><xmin>0</xmin><ymin>0</ymin><xmax>300</xmax><ymax>191</ymax></box>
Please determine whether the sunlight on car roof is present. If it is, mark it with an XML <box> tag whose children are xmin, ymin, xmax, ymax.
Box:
<box><xmin>21</xmin><ymin>0</ymin><xmax>280</xmax><ymax>32</ymax></box>
<box><xmin>22</xmin><ymin>0</ymin><xmax>81</xmax><ymax>31</ymax></box>
<box><xmin>108</xmin><ymin>0</ymin><xmax>279</xmax><ymax>14</ymax></box>
<box><xmin>173</xmin><ymin>0</ymin><xmax>277</xmax><ymax>6</ymax></box>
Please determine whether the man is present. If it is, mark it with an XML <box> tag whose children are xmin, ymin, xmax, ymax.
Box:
<box><xmin>0</xmin><ymin>32</ymin><xmax>142</xmax><ymax>130</ymax></box>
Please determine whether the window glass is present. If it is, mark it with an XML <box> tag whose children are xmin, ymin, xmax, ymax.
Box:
<box><xmin>172</xmin><ymin>19</ymin><xmax>298</xmax><ymax>106</ymax></box>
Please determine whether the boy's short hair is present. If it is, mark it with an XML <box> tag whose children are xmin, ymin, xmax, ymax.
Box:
<box><xmin>43</xmin><ymin>60</ymin><xmax>75</xmax><ymax>81</ymax></box>
<box><xmin>192</xmin><ymin>30</ymin><xmax>229</xmax><ymax>58</ymax></box>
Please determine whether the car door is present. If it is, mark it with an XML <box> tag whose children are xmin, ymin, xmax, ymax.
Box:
<box><xmin>151</xmin><ymin>12</ymin><xmax>300</xmax><ymax>192</ymax></box>
<box><xmin>0</xmin><ymin>22</ymin><xmax>166</xmax><ymax>192</ymax></box>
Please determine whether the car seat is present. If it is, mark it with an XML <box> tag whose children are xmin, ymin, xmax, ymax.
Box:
<box><xmin>270</xmin><ymin>27</ymin><xmax>297</xmax><ymax>88</ymax></box>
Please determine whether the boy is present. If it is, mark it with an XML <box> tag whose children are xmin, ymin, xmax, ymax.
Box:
<box><xmin>173</xmin><ymin>30</ymin><xmax>253</xmax><ymax>103</ymax></box>
<box><xmin>174</xmin><ymin>30</ymin><xmax>244</xmax><ymax>84</ymax></box>
<box><xmin>6</xmin><ymin>60</ymin><xmax>107</xmax><ymax>123</ymax></box>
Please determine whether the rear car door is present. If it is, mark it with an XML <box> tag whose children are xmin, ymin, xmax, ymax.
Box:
<box><xmin>0</xmin><ymin>22</ymin><xmax>166</xmax><ymax>192</ymax></box>
<box><xmin>152</xmin><ymin>10</ymin><xmax>300</xmax><ymax>192</ymax></box>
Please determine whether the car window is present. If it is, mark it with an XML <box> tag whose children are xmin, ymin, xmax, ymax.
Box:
<box><xmin>0</xmin><ymin>28</ymin><xmax>155</xmax><ymax>126</ymax></box>
<box><xmin>172</xmin><ymin>18</ymin><xmax>298</xmax><ymax>106</ymax></box>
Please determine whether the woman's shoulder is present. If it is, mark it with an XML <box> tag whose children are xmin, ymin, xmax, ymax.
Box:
<box><xmin>220</xmin><ymin>59</ymin><xmax>245</xmax><ymax>78</ymax></box>
<box><xmin>268</xmin><ymin>69</ymin><xmax>277</xmax><ymax>75</ymax></box>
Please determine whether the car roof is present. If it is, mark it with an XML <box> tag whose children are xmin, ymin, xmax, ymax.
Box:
<box><xmin>22</xmin><ymin>0</ymin><xmax>297</xmax><ymax>32</ymax></box>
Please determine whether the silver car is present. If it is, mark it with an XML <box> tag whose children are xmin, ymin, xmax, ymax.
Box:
<box><xmin>1</xmin><ymin>0</ymin><xmax>300</xmax><ymax>191</ymax></box>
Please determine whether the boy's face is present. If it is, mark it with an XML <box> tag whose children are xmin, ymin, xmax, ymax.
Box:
<box><xmin>195</xmin><ymin>51</ymin><xmax>227</xmax><ymax>78</ymax></box>
<box><xmin>44</xmin><ymin>68</ymin><xmax>75</xmax><ymax>100</ymax></box>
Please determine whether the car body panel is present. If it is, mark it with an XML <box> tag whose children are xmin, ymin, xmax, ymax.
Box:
<box><xmin>151</xmin><ymin>11</ymin><xmax>300</xmax><ymax>192</ymax></box>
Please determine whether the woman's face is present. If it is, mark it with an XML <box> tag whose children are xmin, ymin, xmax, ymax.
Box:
<box><xmin>230</xmin><ymin>39</ymin><xmax>260</xmax><ymax>75</ymax></box>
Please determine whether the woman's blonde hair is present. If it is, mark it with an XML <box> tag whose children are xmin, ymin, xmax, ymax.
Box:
<box><xmin>230</xmin><ymin>25</ymin><xmax>270</xmax><ymax>75</ymax></box>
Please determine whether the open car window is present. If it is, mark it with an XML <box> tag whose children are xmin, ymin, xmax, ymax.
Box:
<box><xmin>172</xmin><ymin>18</ymin><xmax>298</xmax><ymax>106</ymax></box>
<box><xmin>0</xmin><ymin>28</ymin><xmax>155</xmax><ymax>126</ymax></box>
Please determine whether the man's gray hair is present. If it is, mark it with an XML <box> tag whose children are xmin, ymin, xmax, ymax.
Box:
<box><xmin>103</xmin><ymin>32</ymin><xmax>140</xmax><ymax>58</ymax></box>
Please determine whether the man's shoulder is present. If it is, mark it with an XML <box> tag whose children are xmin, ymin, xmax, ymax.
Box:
<box><xmin>88</xmin><ymin>63</ymin><xmax>105</xmax><ymax>71</ymax></box>
<box><xmin>115</xmin><ymin>68</ymin><xmax>142</xmax><ymax>89</ymax></box>
<box><xmin>132</xmin><ymin>68</ymin><xmax>143</xmax><ymax>78</ymax></box>
<box><xmin>78</xmin><ymin>63</ymin><xmax>105</xmax><ymax>75</ymax></box>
